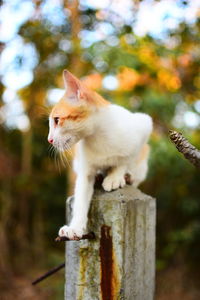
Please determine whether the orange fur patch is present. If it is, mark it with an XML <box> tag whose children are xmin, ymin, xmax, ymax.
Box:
<box><xmin>137</xmin><ymin>144</ymin><xmax>150</xmax><ymax>163</ymax></box>
<box><xmin>77</xmin><ymin>81</ymin><xmax>109</xmax><ymax>107</ymax></box>
<box><xmin>87</xmin><ymin>90</ymin><xmax>109</xmax><ymax>107</ymax></box>
<box><xmin>50</xmin><ymin>85</ymin><xmax>109</xmax><ymax>123</ymax></box>
<box><xmin>51</xmin><ymin>98</ymin><xmax>90</xmax><ymax>123</ymax></box>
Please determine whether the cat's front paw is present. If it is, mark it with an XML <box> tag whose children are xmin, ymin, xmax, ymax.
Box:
<box><xmin>102</xmin><ymin>174</ymin><xmax>126</xmax><ymax>192</ymax></box>
<box><xmin>58</xmin><ymin>224</ymin><xmax>85</xmax><ymax>240</ymax></box>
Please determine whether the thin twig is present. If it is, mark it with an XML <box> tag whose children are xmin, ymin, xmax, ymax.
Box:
<box><xmin>55</xmin><ymin>231</ymin><xmax>96</xmax><ymax>242</ymax></box>
<box><xmin>169</xmin><ymin>130</ymin><xmax>200</xmax><ymax>168</ymax></box>
<box><xmin>32</xmin><ymin>232</ymin><xmax>95</xmax><ymax>285</ymax></box>
<box><xmin>32</xmin><ymin>263</ymin><xmax>65</xmax><ymax>285</ymax></box>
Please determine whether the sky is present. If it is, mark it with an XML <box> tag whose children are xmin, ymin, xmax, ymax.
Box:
<box><xmin>0</xmin><ymin>0</ymin><xmax>200</xmax><ymax>130</ymax></box>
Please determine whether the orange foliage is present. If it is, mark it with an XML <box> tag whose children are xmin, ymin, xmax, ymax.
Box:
<box><xmin>137</xmin><ymin>73</ymin><xmax>151</xmax><ymax>86</ymax></box>
<box><xmin>157</xmin><ymin>69</ymin><xmax>181</xmax><ymax>91</ymax></box>
<box><xmin>178</xmin><ymin>54</ymin><xmax>192</xmax><ymax>67</ymax></box>
<box><xmin>117</xmin><ymin>67</ymin><xmax>140</xmax><ymax>91</ymax></box>
<box><xmin>194</xmin><ymin>76</ymin><xmax>200</xmax><ymax>89</ymax></box>
<box><xmin>138</xmin><ymin>45</ymin><xmax>160</xmax><ymax>69</ymax></box>
<box><xmin>81</xmin><ymin>73</ymin><xmax>102</xmax><ymax>90</ymax></box>
<box><xmin>185</xmin><ymin>94</ymin><xmax>196</xmax><ymax>103</ymax></box>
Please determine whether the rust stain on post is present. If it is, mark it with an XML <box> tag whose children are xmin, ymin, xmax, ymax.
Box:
<box><xmin>78</xmin><ymin>247</ymin><xmax>88</xmax><ymax>300</ymax></box>
<box><xmin>99</xmin><ymin>225</ymin><xmax>120</xmax><ymax>300</ymax></box>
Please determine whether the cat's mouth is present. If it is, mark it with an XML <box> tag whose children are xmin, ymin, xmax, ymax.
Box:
<box><xmin>53</xmin><ymin>137</ymin><xmax>72</xmax><ymax>152</ymax></box>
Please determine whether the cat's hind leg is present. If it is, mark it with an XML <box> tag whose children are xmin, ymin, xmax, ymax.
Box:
<box><xmin>131</xmin><ymin>144</ymin><xmax>150</xmax><ymax>188</ymax></box>
<box><xmin>102</xmin><ymin>165</ymin><xmax>126</xmax><ymax>192</ymax></box>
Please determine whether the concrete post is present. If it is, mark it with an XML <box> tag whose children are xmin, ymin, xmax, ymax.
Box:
<box><xmin>65</xmin><ymin>185</ymin><xmax>156</xmax><ymax>300</ymax></box>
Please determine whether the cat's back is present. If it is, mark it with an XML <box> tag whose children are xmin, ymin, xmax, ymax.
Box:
<box><xmin>108</xmin><ymin>104</ymin><xmax>152</xmax><ymax>130</ymax></box>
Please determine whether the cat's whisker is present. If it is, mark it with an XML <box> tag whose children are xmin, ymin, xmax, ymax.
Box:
<box><xmin>55</xmin><ymin>150</ymin><xmax>62</xmax><ymax>174</ymax></box>
<box><xmin>64</xmin><ymin>142</ymin><xmax>73</xmax><ymax>156</ymax></box>
<box><xmin>48</xmin><ymin>143</ymin><xmax>54</xmax><ymax>154</ymax></box>
<box><xmin>49</xmin><ymin>144</ymin><xmax>55</xmax><ymax>157</ymax></box>
<box><xmin>64</xmin><ymin>146</ymin><xmax>71</xmax><ymax>157</ymax></box>
<box><xmin>59</xmin><ymin>146</ymin><xmax>72</xmax><ymax>169</ymax></box>
<box><xmin>62</xmin><ymin>150</ymin><xmax>72</xmax><ymax>169</ymax></box>
<box><xmin>59</xmin><ymin>150</ymin><xmax>66</xmax><ymax>168</ymax></box>
<box><xmin>55</xmin><ymin>144</ymin><xmax>64</xmax><ymax>167</ymax></box>
<box><xmin>63</xmin><ymin>144</ymin><xmax>73</xmax><ymax>160</ymax></box>
<box><xmin>47</xmin><ymin>144</ymin><xmax>52</xmax><ymax>153</ymax></box>
<box><xmin>67</xmin><ymin>147</ymin><xmax>73</xmax><ymax>157</ymax></box>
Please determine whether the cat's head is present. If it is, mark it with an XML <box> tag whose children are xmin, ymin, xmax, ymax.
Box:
<box><xmin>48</xmin><ymin>70</ymin><xmax>108</xmax><ymax>151</ymax></box>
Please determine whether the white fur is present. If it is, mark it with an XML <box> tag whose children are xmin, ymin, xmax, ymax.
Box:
<box><xmin>49</xmin><ymin>104</ymin><xmax>153</xmax><ymax>239</ymax></box>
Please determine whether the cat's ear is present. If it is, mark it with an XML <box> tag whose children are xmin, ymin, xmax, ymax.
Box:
<box><xmin>63</xmin><ymin>70</ymin><xmax>84</xmax><ymax>102</ymax></box>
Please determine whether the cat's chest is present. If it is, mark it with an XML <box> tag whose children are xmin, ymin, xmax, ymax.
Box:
<box><xmin>75</xmin><ymin>132</ymin><xmax>131</xmax><ymax>170</ymax></box>
<box><xmin>90</xmin><ymin>154</ymin><xmax>121</xmax><ymax>168</ymax></box>
<box><xmin>83</xmin><ymin>143</ymin><xmax>127</xmax><ymax>170</ymax></box>
<box><xmin>85</xmin><ymin>139</ymin><xmax>118</xmax><ymax>160</ymax></box>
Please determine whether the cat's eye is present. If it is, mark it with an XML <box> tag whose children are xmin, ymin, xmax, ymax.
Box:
<box><xmin>54</xmin><ymin>117</ymin><xmax>59</xmax><ymax>125</ymax></box>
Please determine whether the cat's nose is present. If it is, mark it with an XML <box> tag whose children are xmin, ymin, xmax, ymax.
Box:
<box><xmin>48</xmin><ymin>138</ymin><xmax>54</xmax><ymax>144</ymax></box>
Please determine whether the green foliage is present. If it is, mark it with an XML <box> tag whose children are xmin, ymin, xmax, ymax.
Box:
<box><xmin>144</xmin><ymin>135</ymin><xmax>200</xmax><ymax>269</ymax></box>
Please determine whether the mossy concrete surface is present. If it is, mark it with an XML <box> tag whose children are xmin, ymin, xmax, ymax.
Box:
<box><xmin>65</xmin><ymin>186</ymin><xmax>156</xmax><ymax>300</ymax></box>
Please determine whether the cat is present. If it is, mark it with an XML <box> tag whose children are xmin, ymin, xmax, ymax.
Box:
<box><xmin>48</xmin><ymin>70</ymin><xmax>153</xmax><ymax>240</ymax></box>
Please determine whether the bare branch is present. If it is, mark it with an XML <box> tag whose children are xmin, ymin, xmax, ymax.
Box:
<box><xmin>169</xmin><ymin>130</ymin><xmax>200</xmax><ymax>168</ymax></box>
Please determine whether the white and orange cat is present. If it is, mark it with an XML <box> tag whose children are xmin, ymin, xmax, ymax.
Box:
<box><xmin>48</xmin><ymin>70</ymin><xmax>153</xmax><ymax>239</ymax></box>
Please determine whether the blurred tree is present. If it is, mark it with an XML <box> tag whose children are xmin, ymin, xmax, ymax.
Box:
<box><xmin>0</xmin><ymin>0</ymin><xmax>200</xmax><ymax>297</ymax></box>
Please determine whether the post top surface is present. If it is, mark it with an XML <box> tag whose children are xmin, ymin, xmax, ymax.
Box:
<box><xmin>93</xmin><ymin>185</ymin><xmax>155</xmax><ymax>203</ymax></box>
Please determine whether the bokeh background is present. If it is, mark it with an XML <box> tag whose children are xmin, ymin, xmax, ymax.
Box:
<box><xmin>0</xmin><ymin>0</ymin><xmax>200</xmax><ymax>299</ymax></box>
